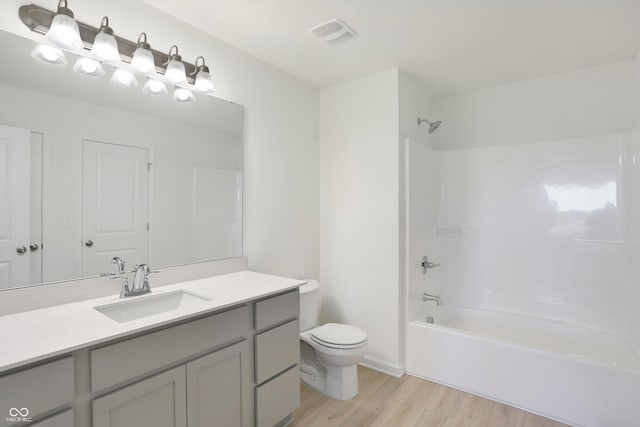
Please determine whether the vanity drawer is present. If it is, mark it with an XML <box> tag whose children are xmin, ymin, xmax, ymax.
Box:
<box><xmin>91</xmin><ymin>305</ymin><xmax>249</xmax><ymax>392</ymax></box>
<box><xmin>254</xmin><ymin>290</ymin><xmax>299</xmax><ymax>331</ymax></box>
<box><xmin>31</xmin><ymin>409</ymin><xmax>74</xmax><ymax>427</ymax></box>
<box><xmin>255</xmin><ymin>366</ymin><xmax>299</xmax><ymax>427</ymax></box>
<box><xmin>255</xmin><ymin>319</ymin><xmax>299</xmax><ymax>384</ymax></box>
<box><xmin>0</xmin><ymin>357</ymin><xmax>74</xmax><ymax>427</ymax></box>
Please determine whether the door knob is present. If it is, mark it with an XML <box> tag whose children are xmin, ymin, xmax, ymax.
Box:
<box><xmin>30</xmin><ymin>243</ymin><xmax>39</xmax><ymax>252</ymax></box>
<box><xmin>16</xmin><ymin>246</ymin><xmax>27</xmax><ymax>254</ymax></box>
<box><xmin>84</xmin><ymin>240</ymin><xmax>94</xmax><ymax>247</ymax></box>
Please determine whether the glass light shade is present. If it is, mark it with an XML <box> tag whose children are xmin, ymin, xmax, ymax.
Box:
<box><xmin>143</xmin><ymin>78</ymin><xmax>168</xmax><ymax>96</ymax></box>
<box><xmin>195</xmin><ymin>70</ymin><xmax>214</xmax><ymax>93</ymax></box>
<box><xmin>173</xmin><ymin>87</ymin><xmax>195</xmax><ymax>103</ymax></box>
<box><xmin>92</xmin><ymin>31</ymin><xmax>119</xmax><ymax>62</ymax></box>
<box><xmin>110</xmin><ymin>68</ymin><xmax>139</xmax><ymax>88</ymax></box>
<box><xmin>165</xmin><ymin>59</ymin><xmax>187</xmax><ymax>85</ymax></box>
<box><xmin>73</xmin><ymin>57</ymin><xmax>104</xmax><ymax>77</ymax></box>
<box><xmin>31</xmin><ymin>44</ymin><xmax>67</xmax><ymax>65</ymax></box>
<box><xmin>46</xmin><ymin>13</ymin><xmax>83</xmax><ymax>52</ymax></box>
<box><xmin>131</xmin><ymin>47</ymin><xmax>155</xmax><ymax>74</ymax></box>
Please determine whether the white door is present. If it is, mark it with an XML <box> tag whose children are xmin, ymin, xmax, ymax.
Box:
<box><xmin>82</xmin><ymin>140</ymin><xmax>149</xmax><ymax>277</ymax></box>
<box><xmin>0</xmin><ymin>124</ymin><xmax>31</xmax><ymax>289</ymax></box>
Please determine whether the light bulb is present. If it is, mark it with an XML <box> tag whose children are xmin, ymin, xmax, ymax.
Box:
<box><xmin>92</xmin><ymin>18</ymin><xmax>119</xmax><ymax>62</ymax></box>
<box><xmin>143</xmin><ymin>78</ymin><xmax>168</xmax><ymax>96</ymax></box>
<box><xmin>110</xmin><ymin>68</ymin><xmax>138</xmax><ymax>88</ymax></box>
<box><xmin>31</xmin><ymin>43</ymin><xmax>67</xmax><ymax>65</ymax></box>
<box><xmin>193</xmin><ymin>57</ymin><xmax>214</xmax><ymax>93</ymax></box>
<box><xmin>173</xmin><ymin>87</ymin><xmax>194</xmax><ymax>103</ymax></box>
<box><xmin>131</xmin><ymin>33</ymin><xmax>155</xmax><ymax>74</ymax></box>
<box><xmin>164</xmin><ymin>46</ymin><xmax>187</xmax><ymax>85</ymax></box>
<box><xmin>46</xmin><ymin>1</ymin><xmax>83</xmax><ymax>52</ymax></box>
<box><xmin>73</xmin><ymin>57</ymin><xmax>104</xmax><ymax>77</ymax></box>
<box><xmin>195</xmin><ymin>70</ymin><xmax>214</xmax><ymax>93</ymax></box>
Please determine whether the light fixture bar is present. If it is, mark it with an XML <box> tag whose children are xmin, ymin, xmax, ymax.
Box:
<box><xmin>19</xmin><ymin>3</ymin><xmax>197</xmax><ymax>83</ymax></box>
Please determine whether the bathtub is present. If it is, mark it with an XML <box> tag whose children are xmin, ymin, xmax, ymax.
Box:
<box><xmin>405</xmin><ymin>306</ymin><xmax>640</xmax><ymax>427</ymax></box>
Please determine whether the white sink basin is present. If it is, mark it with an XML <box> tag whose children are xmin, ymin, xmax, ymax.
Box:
<box><xmin>95</xmin><ymin>290</ymin><xmax>212</xmax><ymax>323</ymax></box>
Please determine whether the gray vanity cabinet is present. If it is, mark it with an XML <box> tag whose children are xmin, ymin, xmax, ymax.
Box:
<box><xmin>0</xmin><ymin>287</ymin><xmax>301</xmax><ymax>427</ymax></box>
<box><xmin>186</xmin><ymin>341</ymin><xmax>251</xmax><ymax>427</ymax></box>
<box><xmin>30</xmin><ymin>410</ymin><xmax>75</xmax><ymax>427</ymax></box>
<box><xmin>91</xmin><ymin>341</ymin><xmax>251</xmax><ymax>427</ymax></box>
<box><xmin>253</xmin><ymin>291</ymin><xmax>301</xmax><ymax>427</ymax></box>
<box><xmin>92</xmin><ymin>366</ymin><xmax>187</xmax><ymax>427</ymax></box>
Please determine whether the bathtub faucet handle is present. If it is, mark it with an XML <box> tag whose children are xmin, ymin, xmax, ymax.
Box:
<box><xmin>421</xmin><ymin>256</ymin><xmax>441</xmax><ymax>274</ymax></box>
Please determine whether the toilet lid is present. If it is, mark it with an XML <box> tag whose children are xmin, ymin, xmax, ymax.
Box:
<box><xmin>310</xmin><ymin>323</ymin><xmax>367</xmax><ymax>347</ymax></box>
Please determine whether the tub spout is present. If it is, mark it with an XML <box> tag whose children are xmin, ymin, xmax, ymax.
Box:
<box><xmin>423</xmin><ymin>293</ymin><xmax>441</xmax><ymax>306</ymax></box>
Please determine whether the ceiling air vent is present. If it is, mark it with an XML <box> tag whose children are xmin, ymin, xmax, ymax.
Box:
<box><xmin>309</xmin><ymin>19</ymin><xmax>357</xmax><ymax>45</ymax></box>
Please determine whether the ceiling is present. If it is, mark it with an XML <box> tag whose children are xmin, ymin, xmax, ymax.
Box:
<box><xmin>142</xmin><ymin>0</ymin><xmax>640</xmax><ymax>96</ymax></box>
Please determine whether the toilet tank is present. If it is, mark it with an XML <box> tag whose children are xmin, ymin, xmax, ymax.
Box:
<box><xmin>299</xmin><ymin>280</ymin><xmax>320</xmax><ymax>332</ymax></box>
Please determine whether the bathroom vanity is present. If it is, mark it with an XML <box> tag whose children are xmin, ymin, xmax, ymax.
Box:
<box><xmin>0</xmin><ymin>271</ymin><xmax>302</xmax><ymax>427</ymax></box>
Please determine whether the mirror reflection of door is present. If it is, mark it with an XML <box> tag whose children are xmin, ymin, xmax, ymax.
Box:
<box><xmin>81</xmin><ymin>140</ymin><xmax>149</xmax><ymax>277</ymax></box>
<box><xmin>0</xmin><ymin>125</ymin><xmax>42</xmax><ymax>290</ymax></box>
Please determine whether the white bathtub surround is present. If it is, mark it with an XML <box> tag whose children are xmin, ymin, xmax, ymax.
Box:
<box><xmin>406</xmin><ymin>309</ymin><xmax>640</xmax><ymax>427</ymax></box>
<box><xmin>403</xmin><ymin>58</ymin><xmax>640</xmax><ymax>426</ymax></box>
<box><xmin>0</xmin><ymin>270</ymin><xmax>304</xmax><ymax>373</ymax></box>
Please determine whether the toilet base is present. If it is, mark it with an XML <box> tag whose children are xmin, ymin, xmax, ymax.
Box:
<box><xmin>300</xmin><ymin>363</ymin><xmax>359</xmax><ymax>400</ymax></box>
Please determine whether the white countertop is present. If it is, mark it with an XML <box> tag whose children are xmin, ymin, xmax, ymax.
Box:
<box><xmin>0</xmin><ymin>271</ymin><xmax>304</xmax><ymax>374</ymax></box>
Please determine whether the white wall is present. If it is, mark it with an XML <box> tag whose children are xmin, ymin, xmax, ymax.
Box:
<box><xmin>434</xmin><ymin>61</ymin><xmax>637</xmax><ymax>149</ymax></box>
<box><xmin>319</xmin><ymin>69</ymin><xmax>402</xmax><ymax>374</ymax></box>
<box><xmin>0</xmin><ymin>0</ymin><xmax>319</xmax><ymax>280</ymax></box>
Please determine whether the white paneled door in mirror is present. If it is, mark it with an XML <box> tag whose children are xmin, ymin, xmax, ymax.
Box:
<box><xmin>0</xmin><ymin>125</ymin><xmax>31</xmax><ymax>289</ymax></box>
<box><xmin>82</xmin><ymin>141</ymin><xmax>149</xmax><ymax>278</ymax></box>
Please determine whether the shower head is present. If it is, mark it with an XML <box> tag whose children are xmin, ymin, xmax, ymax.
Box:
<box><xmin>417</xmin><ymin>117</ymin><xmax>442</xmax><ymax>134</ymax></box>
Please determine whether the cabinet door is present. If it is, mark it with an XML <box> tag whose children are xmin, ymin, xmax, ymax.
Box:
<box><xmin>92</xmin><ymin>366</ymin><xmax>187</xmax><ymax>427</ymax></box>
<box><xmin>186</xmin><ymin>340</ymin><xmax>250</xmax><ymax>427</ymax></box>
<box><xmin>31</xmin><ymin>409</ymin><xmax>74</xmax><ymax>427</ymax></box>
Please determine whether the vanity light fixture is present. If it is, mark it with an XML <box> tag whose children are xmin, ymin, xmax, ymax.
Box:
<box><xmin>193</xmin><ymin>56</ymin><xmax>214</xmax><ymax>93</ymax></box>
<box><xmin>143</xmin><ymin>77</ymin><xmax>168</xmax><ymax>96</ymax></box>
<box><xmin>91</xmin><ymin>16</ymin><xmax>119</xmax><ymax>62</ymax></box>
<box><xmin>164</xmin><ymin>45</ymin><xmax>187</xmax><ymax>85</ymax></box>
<box><xmin>131</xmin><ymin>33</ymin><xmax>155</xmax><ymax>74</ymax></box>
<box><xmin>73</xmin><ymin>57</ymin><xmax>104</xmax><ymax>77</ymax></box>
<box><xmin>46</xmin><ymin>0</ymin><xmax>83</xmax><ymax>52</ymax></box>
<box><xmin>110</xmin><ymin>67</ymin><xmax>139</xmax><ymax>88</ymax></box>
<box><xmin>173</xmin><ymin>86</ymin><xmax>195</xmax><ymax>103</ymax></box>
<box><xmin>19</xmin><ymin>3</ymin><xmax>217</xmax><ymax>103</ymax></box>
<box><xmin>31</xmin><ymin>43</ymin><xmax>67</xmax><ymax>65</ymax></box>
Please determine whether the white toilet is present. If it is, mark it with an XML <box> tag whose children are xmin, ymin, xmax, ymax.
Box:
<box><xmin>299</xmin><ymin>280</ymin><xmax>367</xmax><ymax>400</ymax></box>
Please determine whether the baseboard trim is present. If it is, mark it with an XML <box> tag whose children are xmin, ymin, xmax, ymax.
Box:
<box><xmin>359</xmin><ymin>356</ymin><xmax>404</xmax><ymax>378</ymax></box>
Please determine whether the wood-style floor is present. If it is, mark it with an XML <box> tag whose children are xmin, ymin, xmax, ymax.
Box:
<box><xmin>291</xmin><ymin>366</ymin><xmax>571</xmax><ymax>427</ymax></box>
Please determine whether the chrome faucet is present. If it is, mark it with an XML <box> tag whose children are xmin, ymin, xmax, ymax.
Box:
<box><xmin>422</xmin><ymin>292</ymin><xmax>441</xmax><ymax>306</ymax></box>
<box><xmin>131</xmin><ymin>264</ymin><xmax>151</xmax><ymax>294</ymax></box>
<box><xmin>117</xmin><ymin>264</ymin><xmax>152</xmax><ymax>298</ymax></box>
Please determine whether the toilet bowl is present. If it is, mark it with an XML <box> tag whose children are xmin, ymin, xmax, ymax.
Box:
<box><xmin>299</xmin><ymin>281</ymin><xmax>367</xmax><ymax>400</ymax></box>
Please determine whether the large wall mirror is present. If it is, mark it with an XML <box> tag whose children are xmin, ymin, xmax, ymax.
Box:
<box><xmin>0</xmin><ymin>30</ymin><xmax>244</xmax><ymax>291</ymax></box>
